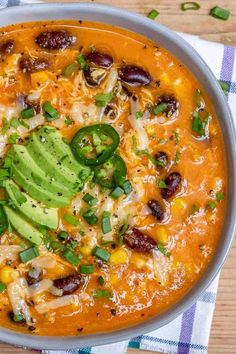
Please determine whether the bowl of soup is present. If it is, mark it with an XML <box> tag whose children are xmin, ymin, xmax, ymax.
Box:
<box><xmin>0</xmin><ymin>2</ymin><xmax>234</xmax><ymax>350</ymax></box>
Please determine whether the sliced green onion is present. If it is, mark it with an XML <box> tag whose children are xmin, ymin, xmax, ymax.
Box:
<box><xmin>8</xmin><ymin>133</ymin><xmax>20</xmax><ymax>144</ymax></box>
<box><xmin>0</xmin><ymin>169</ymin><xmax>9</xmax><ymax>180</ymax></box>
<box><xmin>81</xmin><ymin>208</ymin><xmax>98</xmax><ymax>226</ymax></box>
<box><xmin>64</xmin><ymin>116</ymin><xmax>74</xmax><ymax>126</ymax></box>
<box><xmin>43</xmin><ymin>101</ymin><xmax>59</xmax><ymax>121</ymax></box>
<box><xmin>158</xmin><ymin>179</ymin><xmax>167</xmax><ymax>189</ymax></box>
<box><xmin>136</xmin><ymin>149</ymin><xmax>162</xmax><ymax>167</ymax></box>
<box><xmin>50</xmin><ymin>241</ymin><xmax>65</xmax><ymax>252</ymax></box>
<box><xmin>13</xmin><ymin>314</ymin><xmax>25</xmax><ymax>322</ymax></box>
<box><xmin>192</xmin><ymin>110</ymin><xmax>209</xmax><ymax>137</ymax></box>
<box><xmin>57</xmin><ymin>231</ymin><xmax>69</xmax><ymax>241</ymax></box>
<box><xmin>93</xmin><ymin>289</ymin><xmax>112</xmax><ymax>298</ymax></box>
<box><xmin>207</xmin><ymin>201</ymin><xmax>216</xmax><ymax>210</ymax></box>
<box><xmin>173</xmin><ymin>130</ymin><xmax>179</xmax><ymax>145</ymax></box>
<box><xmin>118</xmin><ymin>221</ymin><xmax>129</xmax><ymax>244</ymax></box>
<box><xmin>135</xmin><ymin>111</ymin><xmax>144</xmax><ymax>119</ymax></box>
<box><xmin>210</xmin><ymin>6</ymin><xmax>230</xmax><ymax>20</ymax></box>
<box><xmin>181</xmin><ymin>2</ymin><xmax>200</xmax><ymax>11</ymax></box>
<box><xmin>76</xmin><ymin>54</ymin><xmax>88</xmax><ymax>70</ymax></box>
<box><xmin>92</xmin><ymin>246</ymin><xmax>110</xmax><ymax>261</ymax></box>
<box><xmin>10</xmin><ymin>118</ymin><xmax>20</xmax><ymax>129</ymax></box>
<box><xmin>79</xmin><ymin>264</ymin><xmax>94</xmax><ymax>274</ymax></box>
<box><xmin>94</xmin><ymin>92</ymin><xmax>114</xmax><ymax>107</ymax></box>
<box><xmin>0</xmin><ymin>281</ymin><xmax>6</xmax><ymax>292</ymax></box>
<box><xmin>101</xmin><ymin>211</ymin><xmax>112</xmax><ymax>234</ymax></box>
<box><xmin>63</xmin><ymin>213</ymin><xmax>79</xmax><ymax>226</ymax></box>
<box><xmin>20</xmin><ymin>107</ymin><xmax>34</xmax><ymax>119</ymax></box>
<box><xmin>153</xmin><ymin>103</ymin><xmax>167</xmax><ymax>115</ymax></box>
<box><xmin>82</xmin><ymin>193</ymin><xmax>98</xmax><ymax>206</ymax></box>
<box><xmin>218</xmin><ymin>80</ymin><xmax>229</xmax><ymax>96</ymax></box>
<box><xmin>174</xmin><ymin>151</ymin><xmax>180</xmax><ymax>164</ymax></box>
<box><xmin>3</xmin><ymin>156</ymin><xmax>12</xmax><ymax>169</ymax></box>
<box><xmin>63</xmin><ymin>63</ymin><xmax>79</xmax><ymax>77</ymax></box>
<box><xmin>147</xmin><ymin>9</ymin><xmax>159</xmax><ymax>20</ymax></box>
<box><xmin>97</xmin><ymin>275</ymin><xmax>105</xmax><ymax>286</ymax></box>
<box><xmin>109</xmin><ymin>186</ymin><xmax>124</xmax><ymax>199</ymax></box>
<box><xmin>63</xmin><ymin>249</ymin><xmax>80</xmax><ymax>266</ymax></box>
<box><xmin>18</xmin><ymin>118</ymin><xmax>30</xmax><ymax>129</ymax></box>
<box><xmin>216</xmin><ymin>192</ymin><xmax>224</xmax><ymax>201</ymax></box>
<box><xmin>1</xmin><ymin>117</ymin><xmax>9</xmax><ymax>135</ymax></box>
<box><xmin>79</xmin><ymin>169</ymin><xmax>91</xmax><ymax>182</ymax></box>
<box><xmin>19</xmin><ymin>246</ymin><xmax>39</xmax><ymax>263</ymax></box>
<box><xmin>121</xmin><ymin>180</ymin><xmax>132</xmax><ymax>195</ymax></box>
<box><xmin>157</xmin><ymin>243</ymin><xmax>171</xmax><ymax>257</ymax></box>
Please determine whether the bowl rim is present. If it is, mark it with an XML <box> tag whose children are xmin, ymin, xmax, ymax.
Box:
<box><xmin>0</xmin><ymin>2</ymin><xmax>235</xmax><ymax>350</ymax></box>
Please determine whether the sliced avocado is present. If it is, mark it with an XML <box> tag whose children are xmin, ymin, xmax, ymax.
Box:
<box><xmin>34</xmin><ymin>126</ymin><xmax>90</xmax><ymax>176</ymax></box>
<box><xmin>11</xmin><ymin>163</ymin><xmax>70</xmax><ymax>207</ymax></box>
<box><xmin>4</xmin><ymin>205</ymin><xmax>44</xmax><ymax>245</ymax></box>
<box><xmin>27</xmin><ymin>132</ymin><xmax>83</xmax><ymax>191</ymax></box>
<box><xmin>5</xmin><ymin>180</ymin><xmax>58</xmax><ymax>229</ymax></box>
<box><xmin>8</xmin><ymin>144</ymin><xmax>74</xmax><ymax>198</ymax></box>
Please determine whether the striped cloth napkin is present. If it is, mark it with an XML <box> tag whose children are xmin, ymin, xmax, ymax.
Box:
<box><xmin>0</xmin><ymin>1</ymin><xmax>235</xmax><ymax>353</ymax></box>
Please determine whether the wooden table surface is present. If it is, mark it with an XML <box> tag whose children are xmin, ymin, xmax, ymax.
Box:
<box><xmin>1</xmin><ymin>1</ymin><xmax>236</xmax><ymax>353</ymax></box>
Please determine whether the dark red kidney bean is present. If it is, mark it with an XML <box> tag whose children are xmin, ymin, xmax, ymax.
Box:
<box><xmin>26</xmin><ymin>267</ymin><xmax>43</xmax><ymax>285</ymax></box>
<box><xmin>83</xmin><ymin>67</ymin><xmax>106</xmax><ymax>87</ymax></box>
<box><xmin>8</xmin><ymin>312</ymin><xmax>26</xmax><ymax>324</ymax></box>
<box><xmin>35</xmin><ymin>30</ymin><xmax>76</xmax><ymax>50</ymax></box>
<box><xmin>53</xmin><ymin>273</ymin><xmax>84</xmax><ymax>295</ymax></box>
<box><xmin>85</xmin><ymin>51</ymin><xmax>113</xmax><ymax>69</ymax></box>
<box><xmin>157</xmin><ymin>94</ymin><xmax>179</xmax><ymax>117</ymax></box>
<box><xmin>147</xmin><ymin>200</ymin><xmax>164</xmax><ymax>222</ymax></box>
<box><xmin>155</xmin><ymin>151</ymin><xmax>168</xmax><ymax>170</ymax></box>
<box><xmin>161</xmin><ymin>172</ymin><xmax>182</xmax><ymax>199</ymax></box>
<box><xmin>19</xmin><ymin>56</ymin><xmax>49</xmax><ymax>73</ymax></box>
<box><xmin>0</xmin><ymin>40</ymin><xmax>14</xmax><ymax>55</ymax></box>
<box><xmin>104</xmin><ymin>103</ymin><xmax>118</xmax><ymax>119</ymax></box>
<box><xmin>123</xmin><ymin>228</ymin><xmax>157</xmax><ymax>253</ymax></box>
<box><xmin>119</xmin><ymin>65</ymin><xmax>152</xmax><ymax>86</ymax></box>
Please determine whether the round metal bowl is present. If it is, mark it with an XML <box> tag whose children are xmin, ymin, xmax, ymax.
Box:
<box><xmin>0</xmin><ymin>2</ymin><xmax>235</xmax><ymax>350</ymax></box>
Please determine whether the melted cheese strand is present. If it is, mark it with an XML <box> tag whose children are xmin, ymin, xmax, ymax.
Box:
<box><xmin>128</xmin><ymin>96</ymin><xmax>149</xmax><ymax>150</ymax></box>
<box><xmin>97</xmin><ymin>69</ymin><xmax>118</xmax><ymax>121</ymax></box>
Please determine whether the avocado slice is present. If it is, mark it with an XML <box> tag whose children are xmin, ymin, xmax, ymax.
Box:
<box><xmin>34</xmin><ymin>126</ymin><xmax>90</xmax><ymax>176</ymax></box>
<box><xmin>8</xmin><ymin>144</ymin><xmax>74</xmax><ymax>198</ymax></box>
<box><xmin>27</xmin><ymin>132</ymin><xmax>84</xmax><ymax>191</ymax></box>
<box><xmin>11</xmin><ymin>163</ymin><xmax>70</xmax><ymax>207</ymax></box>
<box><xmin>5</xmin><ymin>180</ymin><xmax>58</xmax><ymax>229</ymax></box>
<box><xmin>4</xmin><ymin>206</ymin><xmax>43</xmax><ymax>245</ymax></box>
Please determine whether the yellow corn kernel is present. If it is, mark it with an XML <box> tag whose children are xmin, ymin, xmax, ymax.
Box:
<box><xmin>171</xmin><ymin>198</ymin><xmax>187</xmax><ymax>215</ymax></box>
<box><xmin>156</xmin><ymin>227</ymin><xmax>168</xmax><ymax>244</ymax></box>
<box><xmin>0</xmin><ymin>266</ymin><xmax>14</xmax><ymax>284</ymax></box>
<box><xmin>79</xmin><ymin>246</ymin><xmax>92</xmax><ymax>257</ymax></box>
<box><xmin>110</xmin><ymin>249</ymin><xmax>128</xmax><ymax>265</ymax></box>
<box><xmin>146</xmin><ymin>125</ymin><xmax>155</xmax><ymax>137</ymax></box>
<box><xmin>130</xmin><ymin>254</ymin><xmax>146</xmax><ymax>269</ymax></box>
<box><xmin>160</xmin><ymin>73</ymin><xmax>170</xmax><ymax>84</ymax></box>
<box><xmin>109</xmin><ymin>273</ymin><xmax>119</xmax><ymax>285</ymax></box>
<box><xmin>31</xmin><ymin>71</ymin><xmax>49</xmax><ymax>88</ymax></box>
